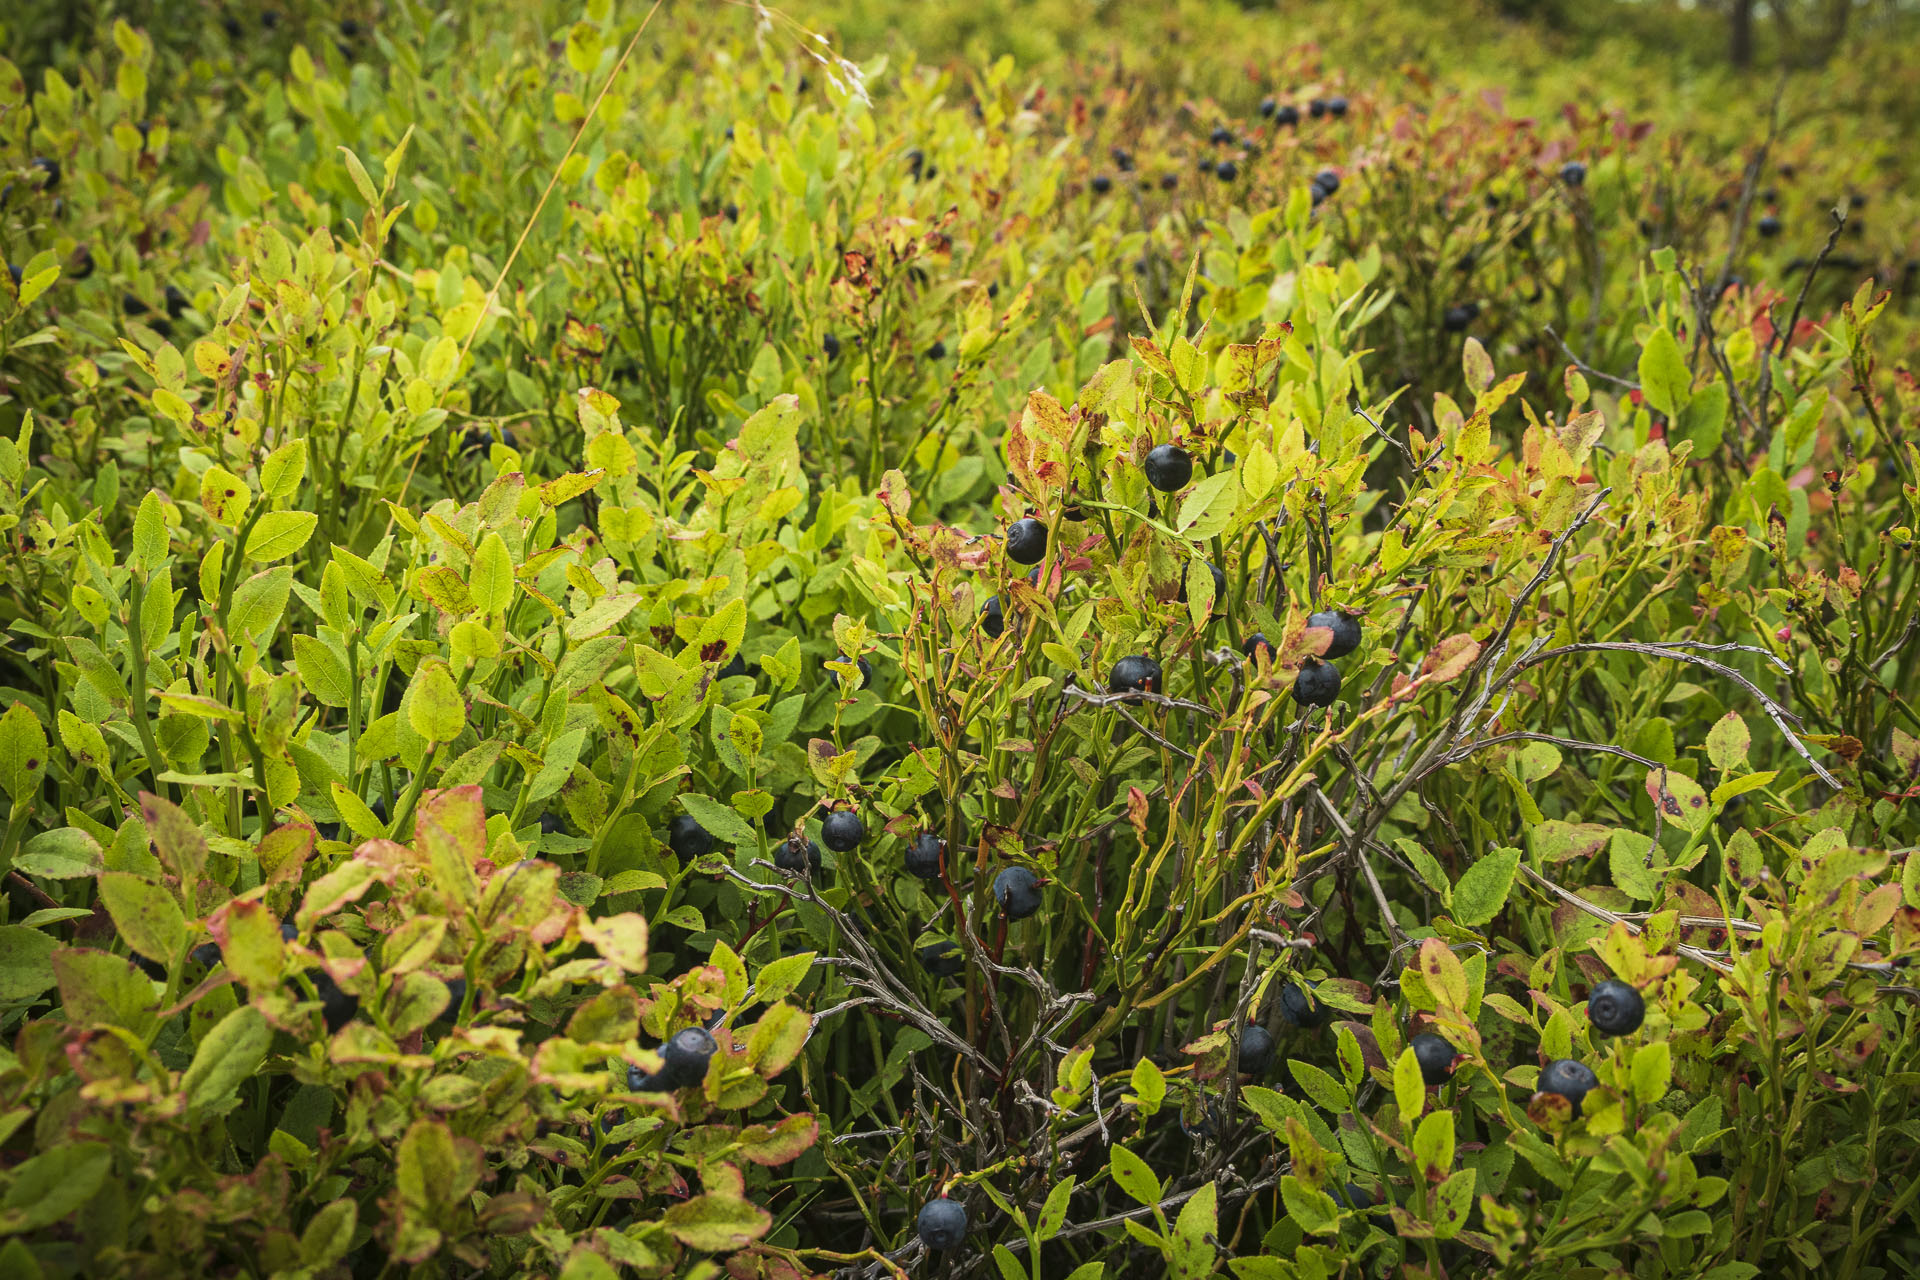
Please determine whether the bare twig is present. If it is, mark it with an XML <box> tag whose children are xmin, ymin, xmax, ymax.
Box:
<box><xmin>1507</xmin><ymin>641</ymin><xmax>1841</xmax><ymax>788</ymax></box>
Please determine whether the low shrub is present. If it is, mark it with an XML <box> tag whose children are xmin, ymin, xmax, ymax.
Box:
<box><xmin>0</xmin><ymin>2</ymin><xmax>1916</xmax><ymax>1278</ymax></box>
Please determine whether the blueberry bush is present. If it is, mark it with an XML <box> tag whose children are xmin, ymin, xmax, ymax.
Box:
<box><xmin>0</xmin><ymin>1</ymin><xmax>1918</xmax><ymax>1277</ymax></box>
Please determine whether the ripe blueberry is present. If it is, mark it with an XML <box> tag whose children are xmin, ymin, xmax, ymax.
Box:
<box><xmin>1757</xmin><ymin>214</ymin><xmax>1782</xmax><ymax>238</ymax></box>
<box><xmin>1560</xmin><ymin>160</ymin><xmax>1587</xmax><ymax>186</ymax></box>
<box><xmin>1090</xmin><ymin>174</ymin><xmax>1112</xmax><ymax>195</ymax></box>
<box><xmin>821</xmin><ymin>809</ymin><xmax>864</xmax><ymax>853</ymax></box>
<box><xmin>1177</xmin><ymin>562</ymin><xmax>1228</xmax><ymax>614</ymax></box>
<box><xmin>1538</xmin><ymin>1057</ymin><xmax>1598</xmax><ymax>1117</ymax></box>
<box><xmin>906</xmin><ymin>832</ymin><xmax>944</xmax><ymax>879</ymax></box>
<box><xmin>1293</xmin><ymin>659</ymin><xmax>1341</xmax><ymax>707</ymax></box>
<box><xmin>667</xmin><ymin>814</ymin><xmax>712</xmax><ymax>861</ymax></box>
<box><xmin>1410</xmin><ymin>1033</ymin><xmax>1456</xmax><ymax>1086</ymax></box>
<box><xmin>1110</xmin><ymin>146</ymin><xmax>1134</xmax><ymax>171</ymax></box>
<box><xmin>1313</xmin><ymin>168</ymin><xmax>1341</xmax><ymax>196</ymax></box>
<box><xmin>1443</xmin><ymin>304</ymin><xmax>1473</xmax><ymax>332</ymax></box>
<box><xmin>1308</xmin><ymin>98</ymin><xmax>1327</xmax><ymax>118</ymax></box>
<box><xmin>925</xmin><ymin>339</ymin><xmax>947</xmax><ymax>360</ymax></box>
<box><xmin>1259</xmin><ymin>96</ymin><xmax>1277</xmax><ymax>117</ymax></box>
<box><xmin>30</xmin><ymin>157</ymin><xmax>59</xmax><ymax>192</ymax></box>
<box><xmin>1159</xmin><ymin>172</ymin><xmax>1178</xmax><ymax>190</ymax></box>
<box><xmin>993</xmin><ymin>866</ymin><xmax>1042</xmax><ymax>920</ymax></box>
<box><xmin>1279</xmin><ymin>982</ymin><xmax>1334</xmax><ymax>1029</ymax></box>
<box><xmin>313</xmin><ymin>972</ymin><xmax>360</xmax><ymax>1033</ymax></box>
<box><xmin>981</xmin><ymin>595</ymin><xmax>1004</xmax><ymax>638</ymax></box>
<box><xmin>1143</xmin><ymin>443</ymin><xmax>1193</xmax><ymax>492</ymax></box>
<box><xmin>656</xmin><ymin>1027</ymin><xmax>717</xmax><ymax>1089</ymax></box>
<box><xmin>776</xmin><ymin>834</ymin><xmax>822</xmax><ymax>875</ymax></box>
<box><xmin>918</xmin><ymin>939</ymin><xmax>965</xmax><ymax>977</ymax></box>
<box><xmin>823</xmin><ymin>332</ymin><xmax>840</xmax><ymax>359</ymax></box>
<box><xmin>1215</xmin><ymin>159</ymin><xmax>1238</xmax><ymax>182</ymax></box>
<box><xmin>1327</xmin><ymin>96</ymin><xmax>1349</xmax><ymax>118</ymax></box>
<box><xmin>1209</xmin><ymin>124</ymin><xmax>1234</xmax><ymax>145</ymax></box>
<box><xmin>1275</xmin><ymin>103</ymin><xmax>1300</xmax><ymax>127</ymax></box>
<box><xmin>1108</xmin><ymin>654</ymin><xmax>1161</xmax><ymax>698</ymax></box>
<box><xmin>917</xmin><ymin>1197</ymin><xmax>968</xmax><ymax>1250</ymax></box>
<box><xmin>1006</xmin><ymin>517</ymin><xmax>1048</xmax><ymax>564</ymax></box>
<box><xmin>1587</xmin><ymin>979</ymin><xmax>1645</xmax><ymax>1036</ymax></box>
<box><xmin>1306</xmin><ymin>609</ymin><xmax>1361</xmax><ymax>659</ymax></box>
<box><xmin>830</xmin><ymin>654</ymin><xmax>873</xmax><ymax>690</ymax></box>
<box><xmin>1238</xmin><ymin>1024</ymin><xmax>1276</xmax><ymax>1075</ymax></box>
<box><xmin>1243</xmin><ymin>632</ymin><xmax>1274</xmax><ymax>663</ymax></box>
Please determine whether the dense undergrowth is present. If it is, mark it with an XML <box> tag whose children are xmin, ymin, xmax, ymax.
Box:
<box><xmin>0</xmin><ymin>1</ymin><xmax>1918</xmax><ymax>1277</ymax></box>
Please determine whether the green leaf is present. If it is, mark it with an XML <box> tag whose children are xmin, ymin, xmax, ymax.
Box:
<box><xmin>395</xmin><ymin>1118</ymin><xmax>479</xmax><ymax>1214</ymax></box>
<box><xmin>753</xmin><ymin>951</ymin><xmax>815</xmax><ymax>1005</ymax></box>
<box><xmin>677</xmin><ymin>793</ymin><xmax>758</xmax><ymax>846</ymax></box>
<box><xmin>1451</xmin><ymin>846</ymin><xmax>1520</xmax><ymax>927</ymax></box>
<box><xmin>181</xmin><ymin>1004</ymin><xmax>270</xmax><ymax>1116</ymax></box>
<box><xmin>1430</xmin><ymin>1167</ymin><xmax>1476</xmax><ymax>1239</ymax></box>
<box><xmin>1279</xmin><ymin>1175</ymin><xmax>1338</xmax><ymax>1235</ymax></box>
<box><xmin>130</xmin><ymin>490</ymin><xmax>169</xmax><ymax>572</ymax></box>
<box><xmin>0</xmin><ymin>702</ymin><xmax>49</xmax><ymax>805</ymax></box>
<box><xmin>1609</xmin><ymin>828</ymin><xmax>1661</xmax><ymax>901</ymax></box>
<box><xmin>1637</xmin><ymin>325</ymin><xmax>1691</xmax><ymax>417</ymax></box>
<box><xmin>298</xmin><ymin>1199</ymin><xmax>357</xmax><ymax>1269</ymax></box>
<box><xmin>1393</xmin><ymin>1045</ymin><xmax>1426</xmax><ymax>1120</ymax></box>
<box><xmin>260</xmin><ymin>437</ymin><xmax>309</xmax><ymax>501</ymax></box>
<box><xmin>1710</xmin><ymin>771</ymin><xmax>1777</xmax><ymax>807</ymax></box>
<box><xmin>244</xmin><ymin>510</ymin><xmax>318</xmax><ymax>563</ymax></box>
<box><xmin>1109</xmin><ymin>1143</ymin><xmax>1161</xmax><ymax>1207</ymax></box>
<box><xmin>14</xmin><ymin>828</ymin><xmax>102</xmax><ymax>880</ymax></box>
<box><xmin>1630</xmin><ymin>1039</ymin><xmax>1671</xmax><ymax>1104</ymax></box>
<box><xmin>1705</xmin><ymin>711</ymin><xmax>1751</xmax><ymax>774</ymax></box>
<box><xmin>292</xmin><ymin>634</ymin><xmax>352</xmax><ymax>708</ymax></box>
<box><xmin>97</xmin><ymin>872</ymin><xmax>185</xmax><ymax>967</ymax></box>
<box><xmin>1285</xmin><ymin>1059</ymin><xmax>1351</xmax><ymax>1113</ymax></box>
<box><xmin>1038</xmin><ymin>1177</ymin><xmax>1076</xmax><ymax>1240</ymax></box>
<box><xmin>1170</xmin><ymin>1181</ymin><xmax>1217</xmax><ymax>1279</ymax></box>
<box><xmin>0</xmin><ymin>926</ymin><xmax>59</xmax><ymax>1002</ymax></box>
<box><xmin>339</xmin><ymin>144</ymin><xmax>380</xmax><ymax>207</ymax></box>
<box><xmin>745</xmin><ymin>1003</ymin><xmax>810</xmax><ymax>1077</ymax></box>
<box><xmin>1128</xmin><ymin>1055</ymin><xmax>1167</xmax><ymax>1115</ymax></box>
<box><xmin>407</xmin><ymin>662</ymin><xmax>466</xmax><ymax>743</ymax></box>
<box><xmin>661</xmin><ymin>1193</ymin><xmax>772</xmax><ymax>1252</ymax></box>
<box><xmin>52</xmin><ymin>947</ymin><xmax>157</xmax><ymax>1036</ymax></box>
<box><xmin>1412</xmin><ymin>1110</ymin><xmax>1455</xmax><ymax>1177</ymax></box>
<box><xmin>199</xmin><ymin>465</ymin><xmax>251</xmax><ymax>527</ymax></box>
<box><xmin>565</xmin><ymin>592</ymin><xmax>640</xmax><ymax>642</ymax></box>
<box><xmin>229</xmin><ymin>566</ymin><xmax>294</xmax><ymax>643</ymax></box>
<box><xmin>0</xmin><ymin>1143</ymin><xmax>111</xmax><ymax>1236</ymax></box>
<box><xmin>471</xmin><ymin>532</ymin><xmax>515</xmax><ymax>617</ymax></box>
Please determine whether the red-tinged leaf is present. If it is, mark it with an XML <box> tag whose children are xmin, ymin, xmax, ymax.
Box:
<box><xmin>662</xmin><ymin>1193</ymin><xmax>771</xmax><ymax>1252</ymax></box>
<box><xmin>52</xmin><ymin>948</ymin><xmax>158</xmax><ymax>1036</ymax></box>
<box><xmin>1420</xmin><ymin>635</ymin><xmax>1482</xmax><ymax>682</ymax></box>
<box><xmin>746</xmin><ymin>1002</ymin><xmax>810</xmax><ymax>1077</ymax></box>
<box><xmin>1417</xmin><ymin>939</ymin><xmax>1469</xmax><ymax>1011</ymax></box>
<box><xmin>210</xmin><ymin>896</ymin><xmax>285</xmax><ymax>991</ymax></box>
<box><xmin>736</xmin><ymin>1113</ymin><xmax>819</xmax><ymax>1166</ymax></box>
<box><xmin>140</xmin><ymin>792</ymin><xmax>207</xmax><ymax>887</ymax></box>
